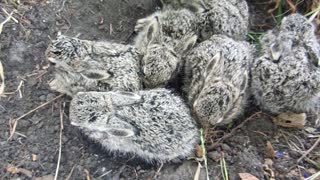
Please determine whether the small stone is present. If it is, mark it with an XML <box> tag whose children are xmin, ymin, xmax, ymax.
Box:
<box><xmin>221</xmin><ymin>143</ymin><xmax>231</xmax><ymax>152</ymax></box>
<box><xmin>207</xmin><ymin>151</ymin><xmax>221</xmax><ymax>161</ymax></box>
<box><xmin>46</xmin><ymin>93</ymin><xmax>55</xmax><ymax>101</ymax></box>
<box><xmin>39</xmin><ymin>95</ymin><xmax>46</xmax><ymax>101</ymax></box>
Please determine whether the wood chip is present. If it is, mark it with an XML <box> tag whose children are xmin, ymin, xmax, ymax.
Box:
<box><xmin>32</xmin><ymin>154</ymin><xmax>37</xmax><ymax>161</ymax></box>
<box><xmin>272</xmin><ymin>112</ymin><xmax>306</xmax><ymax>128</ymax></box>
<box><xmin>239</xmin><ymin>173</ymin><xmax>259</xmax><ymax>180</ymax></box>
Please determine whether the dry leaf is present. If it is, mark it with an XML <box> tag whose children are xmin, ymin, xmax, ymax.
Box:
<box><xmin>272</xmin><ymin>112</ymin><xmax>306</xmax><ymax>128</ymax></box>
<box><xmin>265</xmin><ymin>141</ymin><xmax>276</xmax><ymax>158</ymax></box>
<box><xmin>239</xmin><ymin>173</ymin><xmax>259</xmax><ymax>180</ymax></box>
<box><xmin>195</xmin><ymin>145</ymin><xmax>203</xmax><ymax>158</ymax></box>
<box><xmin>35</xmin><ymin>175</ymin><xmax>55</xmax><ymax>180</ymax></box>
<box><xmin>193</xmin><ymin>162</ymin><xmax>202</xmax><ymax>180</ymax></box>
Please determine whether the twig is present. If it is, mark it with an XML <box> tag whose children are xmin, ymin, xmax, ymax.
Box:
<box><xmin>65</xmin><ymin>165</ymin><xmax>75</xmax><ymax>180</ymax></box>
<box><xmin>153</xmin><ymin>163</ymin><xmax>163</xmax><ymax>179</ymax></box>
<box><xmin>297</xmin><ymin>136</ymin><xmax>320</xmax><ymax>163</ymax></box>
<box><xmin>207</xmin><ymin>112</ymin><xmax>262</xmax><ymax>151</ymax></box>
<box><xmin>7</xmin><ymin>94</ymin><xmax>64</xmax><ymax>141</ymax></box>
<box><xmin>1</xmin><ymin>8</ymin><xmax>18</xmax><ymax>23</ymax></box>
<box><xmin>0</xmin><ymin>9</ymin><xmax>16</xmax><ymax>34</ymax></box>
<box><xmin>97</xmin><ymin>170</ymin><xmax>112</xmax><ymax>179</ymax></box>
<box><xmin>54</xmin><ymin>102</ymin><xmax>65</xmax><ymax>180</ymax></box>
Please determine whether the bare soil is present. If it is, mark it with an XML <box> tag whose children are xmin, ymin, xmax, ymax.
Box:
<box><xmin>0</xmin><ymin>0</ymin><xmax>319</xmax><ymax>179</ymax></box>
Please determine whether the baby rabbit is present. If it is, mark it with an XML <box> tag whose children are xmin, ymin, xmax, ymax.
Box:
<box><xmin>251</xmin><ymin>13</ymin><xmax>320</xmax><ymax>115</ymax></box>
<box><xmin>183</xmin><ymin>35</ymin><xmax>253</xmax><ymax>126</ymax></box>
<box><xmin>160</xmin><ymin>0</ymin><xmax>207</xmax><ymax>12</ymax></box>
<box><xmin>159</xmin><ymin>0</ymin><xmax>250</xmax><ymax>41</ymax></box>
<box><xmin>70</xmin><ymin>89</ymin><xmax>200</xmax><ymax>163</ymax></box>
<box><xmin>46</xmin><ymin>35</ymin><xmax>142</xmax><ymax>96</ymax></box>
<box><xmin>134</xmin><ymin>8</ymin><xmax>198</xmax><ymax>88</ymax></box>
<box><xmin>198</xmin><ymin>0</ymin><xmax>249</xmax><ymax>41</ymax></box>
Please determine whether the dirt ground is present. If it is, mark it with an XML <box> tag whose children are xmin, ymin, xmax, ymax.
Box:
<box><xmin>0</xmin><ymin>0</ymin><xmax>319</xmax><ymax>179</ymax></box>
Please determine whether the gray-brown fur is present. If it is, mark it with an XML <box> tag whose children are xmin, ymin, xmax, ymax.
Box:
<box><xmin>251</xmin><ymin>13</ymin><xmax>320</xmax><ymax>115</ymax></box>
<box><xmin>70</xmin><ymin>89</ymin><xmax>199</xmax><ymax>162</ymax></box>
<box><xmin>198</xmin><ymin>0</ymin><xmax>249</xmax><ymax>40</ymax></box>
<box><xmin>46</xmin><ymin>35</ymin><xmax>142</xmax><ymax>96</ymax></box>
<box><xmin>134</xmin><ymin>8</ymin><xmax>198</xmax><ymax>88</ymax></box>
<box><xmin>159</xmin><ymin>0</ymin><xmax>249</xmax><ymax>41</ymax></box>
<box><xmin>183</xmin><ymin>35</ymin><xmax>252</xmax><ymax>126</ymax></box>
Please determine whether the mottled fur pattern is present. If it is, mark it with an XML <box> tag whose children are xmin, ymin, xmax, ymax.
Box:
<box><xmin>251</xmin><ymin>13</ymin><xmax>320</xmax><ymax>115</ymax></box>
<box><xmin>183</xmin><ymin>35</ymin><xmax>252</xmax><ymax>126</ymax></box>
<box><xmin>160</xmin><ymin>0</ymin><xmax>208</xmax><ymax>12</ymax></box>
<box><xmin>46</xmin><ymin>35</ymin><xmax>142</xmax><ymax>96</ymax></box>
<box><xmin>70</xmin><ymin>89</ymin><xmax>199</xmax><ymax>162</ymax></box>
<box><xmin>198</xmin><ymin>0</ymin><xmax>249</xmax><ymax>40</ymax></box>
<box><xmin>134</xmin><ymin>8</ymin><xmax>198</xmax><ymax>88</ymax></box>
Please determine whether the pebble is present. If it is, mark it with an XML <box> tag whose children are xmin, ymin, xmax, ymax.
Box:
<box><xmin>221</xmin><ymin>143</ymin><xmax>231</xmax><ymax>152</ymax></box>
<box><xmin>207</xmin><ymin>151</ymin><xmax>220</xmax><ymax>161</ymax></box>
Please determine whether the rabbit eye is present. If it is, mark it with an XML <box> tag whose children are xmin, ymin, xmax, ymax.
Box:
<box><xmin>82</xmin><ymin>70</ymin><xmax>110</xmax><ymax>80</ymax></box>
<box><xmin>84</xmin><ymin>72</ymin><xmax>105</xmax><ymax>79</ymax></box>
<box><xmin>108</xmin><ymin>129</ymin><xmax>134</xmax><ymax>137</ymax></box>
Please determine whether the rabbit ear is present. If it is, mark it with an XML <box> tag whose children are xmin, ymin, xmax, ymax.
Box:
<box><xmin>107</xmin><ymin>128</ymin><xmax>135</xmax><ymax>137</ymax></box>
<box><xmin>181</xmin><ymin>35</ymin><xmax>197</xmax><ymax>53</ymax></box>
<box><xmin>186</xmin><ymin>0</ymin><xmax>207</xmax><ymax>12</ymax></box>
<box><xmin>270</xmin><ymin>43</ymin><xmax>282</xmax><ymax>61</ymax></box>
<box><xmin>204</xmin><ymin>52</ymin><xmax>224</xmax><ymax>79</ymax></box>
<box><xmin>239</xmin><ymin>71</ymin><xmax>248</xmax><ymax>94</ymax></box>
<box><xmin>110</xmin><ymin>91</ymin><xmax>142</xmax><ymax>106</ymax></box>
<box><xmin>146</xmin><ymin>19</ymin><xmax>160</xmax><ymax>44</ymax></box>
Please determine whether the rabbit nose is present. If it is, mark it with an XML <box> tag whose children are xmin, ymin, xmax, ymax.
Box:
<box><xmin>48</xmin><ymin>57</ymin><xmax>57</xmax><ymax>66</ymax></box>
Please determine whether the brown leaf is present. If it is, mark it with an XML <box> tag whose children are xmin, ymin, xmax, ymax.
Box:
<box><xmin>239</xmin><ymin>173</ymin><xmax>259</xmax><ymax>180</ymax></box>
<box><xmin>272</xmin><ymin>112</ymin><xmax>306</xmax><ymax>128</ymax></box>
<box><xmin>195</xmin><ymin>145</ymin><xmax>203</xmax><ymax>158</ymax></box>
<box><xmin>265</xmin><ymin>141</ymin><xmax>276</xmax><ymax>158</ymax></box>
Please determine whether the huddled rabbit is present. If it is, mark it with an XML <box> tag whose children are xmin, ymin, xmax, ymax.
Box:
<box><xmin>134</xmin><ymin>7</ymin><xmax>198</xmax><ymax>88</ymax></box>
<box><xmin>251</xmin><ymin>13</ymin><xmax>320</xmax><ymax>115</ymax></box>
<box><xmin>183</xmin><ymin>35</ymin><xmax>253</xmax><ymax>126</ymax></box>
<box><xmin>70</xmin><ymin>89</ymin><xmax>199</xmax><ymax>162</ymax></box>
<box><xmin>46</xmin><ymin>35</ymin><xmax>142</xmax><ymax>96</ymax></box>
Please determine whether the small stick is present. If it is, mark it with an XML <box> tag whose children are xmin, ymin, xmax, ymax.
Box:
<box><xmin>7</xmin><ymin>94</ymin><xmax>64</xmax><ymax>141</ymax></box>
<box><xmin>65</xmin><ymin>165</ymin><xmax>76</xmax><ymax>180</ymax></box>
<box><xmin>297</xmin><ymin>136</ymin><xmax>320</xmax><ymax>163</ymax></box>
<box><xmin>54</xmin><ymin>102</ymin><xmax>65</xmax><ymax>180</ymax></box>
<box><xmin>1</xmin><ymin>8</ymin><xmax>18</xmax><ymax>23</ymax></box>
<box><xmin>207</xmin><ymin>111</ymin><xmax>262</xmax><ymax>151</ymax></box>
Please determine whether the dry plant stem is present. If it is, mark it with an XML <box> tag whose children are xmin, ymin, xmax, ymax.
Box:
<box><xmin>207</xmin><ymin>112</ymin><xmax>262</xmax><ymax>151</ymax></box>
<box><xmin>7</xmin><ymin>94</ymin><xmax>64</xmax><ymax>141</ymax></box>
<box><xmin>84</xmin><ymin>169</ymin><xmax>91</xmax><ymax>180</ymax></box>
<box><xmin>65</xmin><ymin>165</ymin><xmax>76</xmax><ymax>180</ymax></box>
<box><xmin>54</xmin><ymin>103</ymin><xmax>64</xmax><ymax>180</ymax></box>
<box><xmin>297</xmin><ymin>136</ymin><xmax>320</xmax><ymax>163</ymax></box>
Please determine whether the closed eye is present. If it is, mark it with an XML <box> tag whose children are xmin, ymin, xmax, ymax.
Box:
<box><xmin>108</xmin><ymin>128</ymin><xmax>134</xmax><ymax>137</ymax></box>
